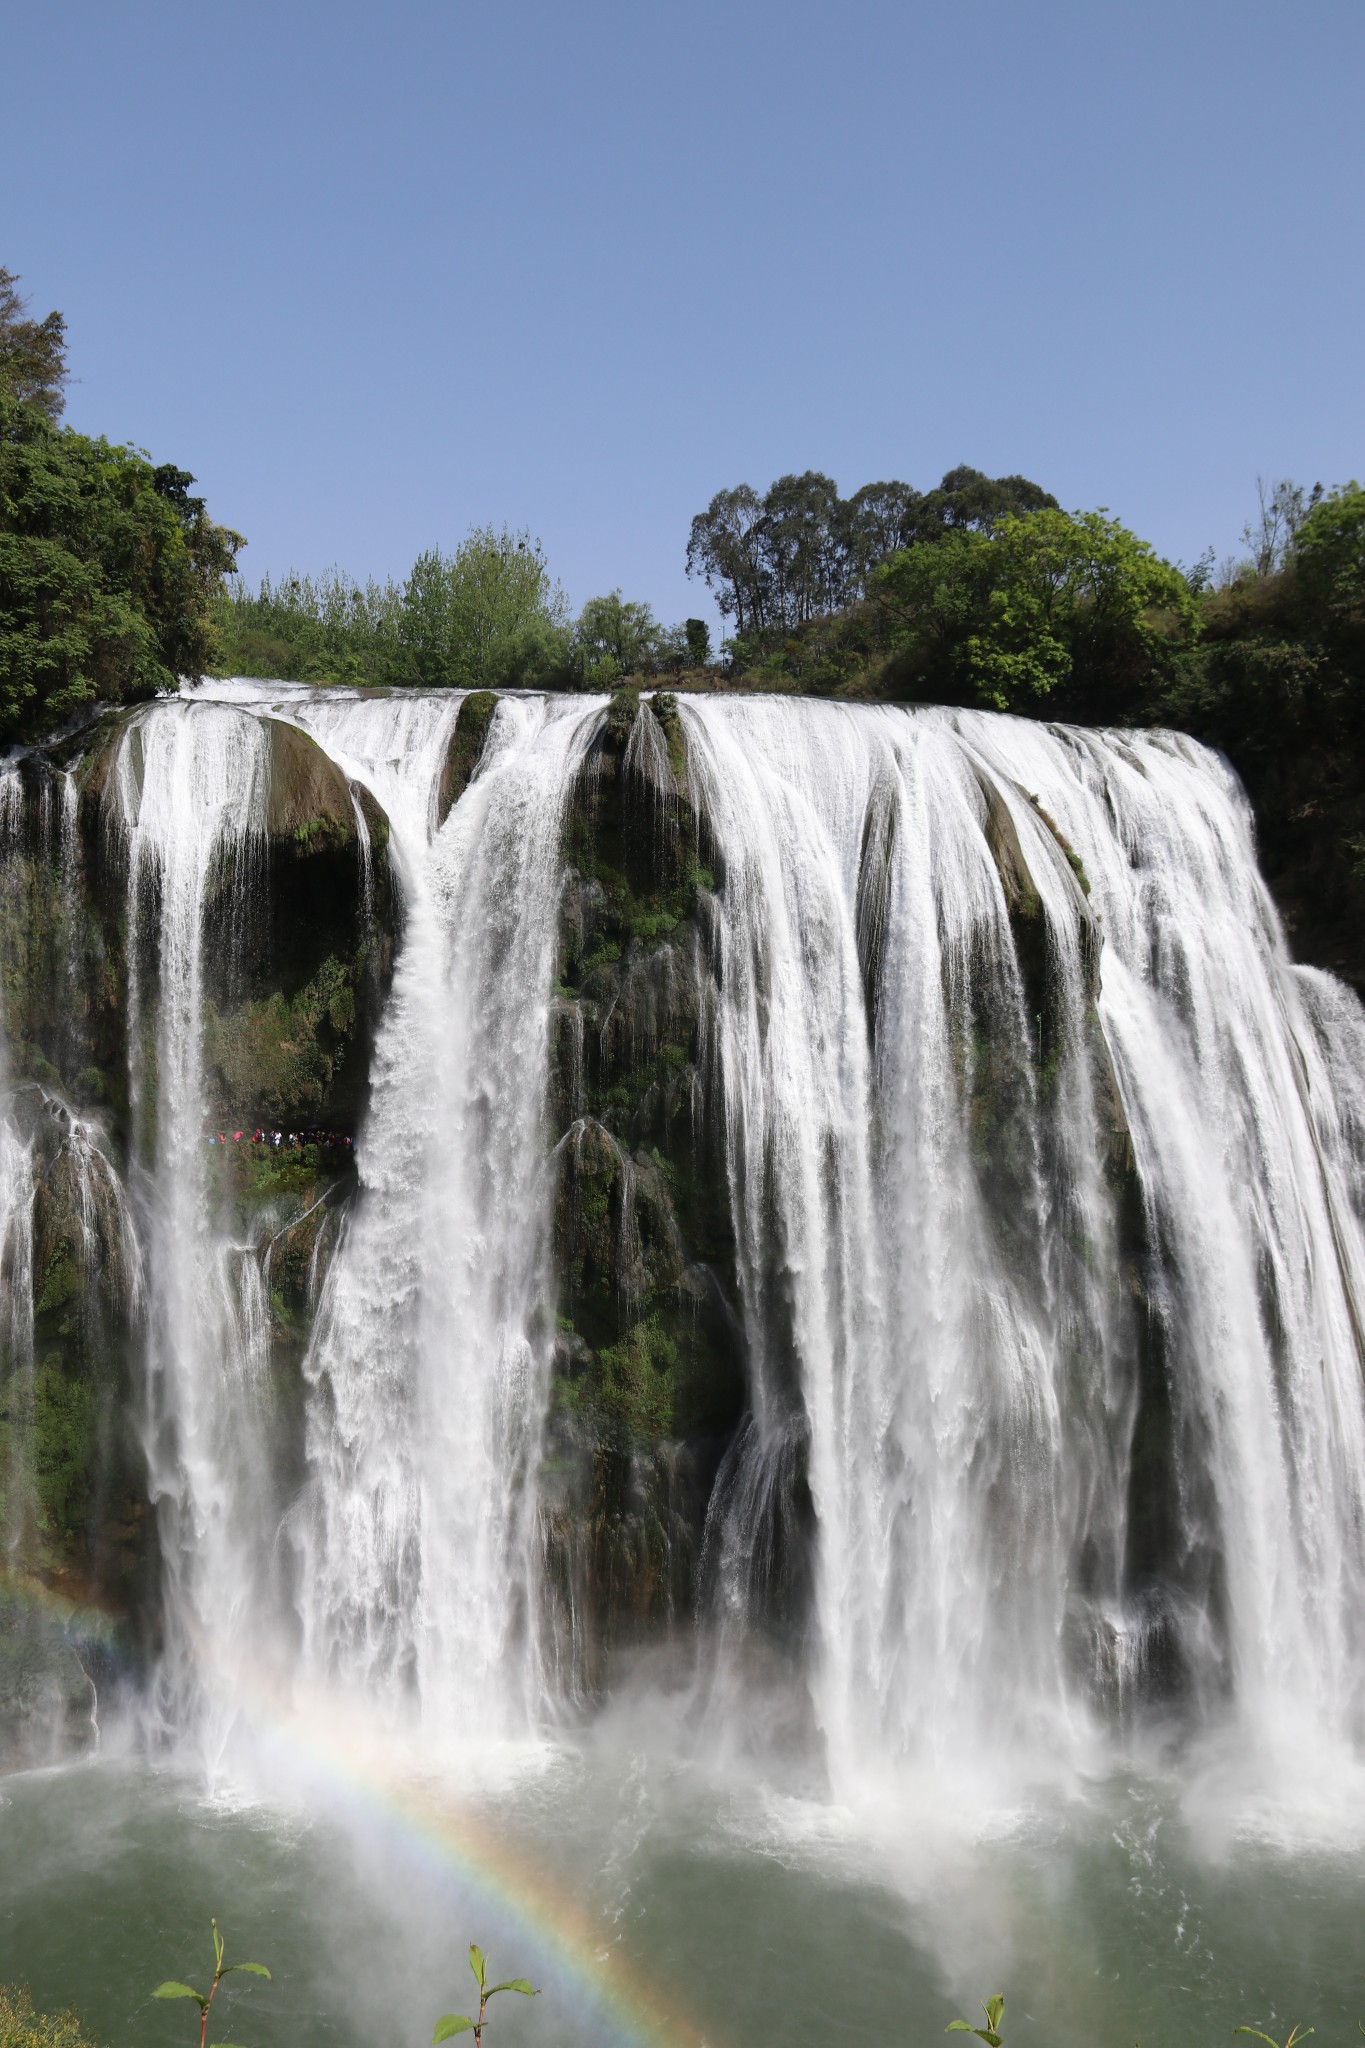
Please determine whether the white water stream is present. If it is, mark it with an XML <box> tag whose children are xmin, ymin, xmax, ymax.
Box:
<box><xmin>681</xmin><ymin>700</ymin><xmax>1365</xmax><ymax>1811</ymax></box>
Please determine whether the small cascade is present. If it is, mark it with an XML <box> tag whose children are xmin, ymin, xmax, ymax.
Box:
<box><xmin>0</xmin><ymin>767</ymin><xmax>36</xmax><ymax>1563</ymax></box>
<box><xmin>292</xmin><ymin>693</ymin><xmax>602</xmax><ymax>1739</ymax></box>
<box><xmin>111</xmin><ymin>700</ymin><xmax>274</xmax><ymax>1739</ymax></box>
<box><xmin>0</xmin><ymin>1107</ymin><xmax>36</xmax><ymax>1567</ymax></box>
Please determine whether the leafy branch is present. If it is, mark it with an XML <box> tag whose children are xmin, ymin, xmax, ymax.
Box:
<box><xmin>433</xmin><ymin>1943</ymin><xmax>539</xmax><ymax>2047</ymax></box>
<box><xmin>948</xmin><ymin>1993</ymin><xmax>1006</xmax><ymax>2046</ymax></box>
<box><xmin>153</xmin><ymin>1919</ymin><xmax>270</xmax><ymax>2048</ymax></box>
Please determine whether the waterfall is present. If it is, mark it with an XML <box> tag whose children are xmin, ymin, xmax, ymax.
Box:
<box><xmin>289</xmin><ymin>692</ymin><xmax>601</xmax><ymax>1739</ymax></box>
<box><xmin>681</xmin><ymin>699</ymin><xmax>1365</xmax><ymax>1793</ymax></box>
<box><xmin>112</xmin><ymin>699</ymin><xmax>273</xmax><ymax>1737</ymax></box>
<box><xmin>7</xmin><ymin>682</ymin><xmax>1365</xmax><ymax>1801</ymax></box>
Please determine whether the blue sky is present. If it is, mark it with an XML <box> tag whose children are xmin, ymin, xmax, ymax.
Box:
<box><xmin>4</xmin><ymin>0</ymin><xmax>1362</xmax><ymax>631</ymax></box>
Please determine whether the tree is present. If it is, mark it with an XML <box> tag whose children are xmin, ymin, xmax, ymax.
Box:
<box><xmin>685</xmin><ymin>467</ymin><xmax>1058</xmax><ymax>647</ymax></box>
<box><xmin>909</xmin><ymin>464</ymin><xmax>1058</xmax><ymax>540</ymax></box>
<box><xmin>0</xmin><ymin>268</ymin><xmax>67</xmax><ymax>423</ymax></box>
<box><xmin>574</xmin><ymin>590</ymin><xmax>664</xmax><ymax>684</ymax></box>
<box><xmin>1243</xmin><ymin>475</ymin><xmax>1322</xmax><ymax>579</ymax></box>
<box><xmin>398</xmin><ymin>527</ymin><xmax>569</xmax><ymax>688</ymax></box>
<box><xmin>684</xmin><ymin>617</ymin><xmax>711</xmax><ymax>665</ymax></box>
<box><xmin>760</xmin><ymin>470</ymin><xmax>849</xmax><ymax>627</ymax></box>
<box><xmin>1289</xmin><ymin>481</ymin><xmax>1365</xmax><ymax>632</ymax></box>
<box><xmin>843</xmin><ymin>480</ymin><xmax>922</xmax><ymax>592</ymax></box>
<box><xmin>685</xmin><ymin>483</ymin><xmax>769</xmax><ymax>636</ymax></box>
<box><xmin>0</xmin><ymin>389</ymin><xmax>242</xmax><ymax>739</ymax></box>
<box><xmin>873</xmin><ymin>506</ymin><xmax>1195</xmax><ymax>713</ymax></box>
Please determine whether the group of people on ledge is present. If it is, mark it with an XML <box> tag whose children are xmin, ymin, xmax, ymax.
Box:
<box><xmin>206</xmin><ymin>1128</ymin><xmax>355</xmax><ymax>1155</ymax></box>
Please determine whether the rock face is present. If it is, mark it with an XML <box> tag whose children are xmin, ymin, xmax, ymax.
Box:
<box><xmin>437</xmin><ymin>690</ymin><xmax>496</xmax><ymax>824</ymax></box>
<box><xmin>199</xmin><ymin>717</ymin><xmax>397</xmax><ymax>1133</ymax></box>
<box><xmin>540</xmin><ymin>690</ymin><xmax>748</xmax><ymax>1690</ymax></box>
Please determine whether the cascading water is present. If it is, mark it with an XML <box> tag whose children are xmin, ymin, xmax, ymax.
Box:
<box><xmin>0</xmin><ymin>773</ymin><xmax>37</xmax><ymax>1555</ymax></box>
<box><xmin>112</xmin><ymin>700</ymin><xmax>274</xmax><ymax>1742</ymax></box>
<box><xmin>8</xmin><ymin>681</ymin><xmax>1365</xmax><ymax>1810</ymax></box>
<box><xmin>288</xmin><ymin>691</ymin><xmax>602</xmax><ymax>1739</ymax></box>
<box><xmin>681</xmin><ymin>698</ymin><xmax>1365</xmax><ymax>1800</ymax></box>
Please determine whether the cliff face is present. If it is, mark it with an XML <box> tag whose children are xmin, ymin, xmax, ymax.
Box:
<box><xmin>540</xmin><ymin>691</ymin><xmax>748</xmax><ymax>1688</ymax></box>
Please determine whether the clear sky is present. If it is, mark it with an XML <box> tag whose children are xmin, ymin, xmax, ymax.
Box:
<box><xmin>4</xmin><ymin>0</ymin><xmax>1362</xmax><ymax>631</ymax></box>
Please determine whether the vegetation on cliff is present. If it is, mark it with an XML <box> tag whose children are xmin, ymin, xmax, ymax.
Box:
<box><xmin>0</xmin><ymin>271</ymin><xmax>241</xmax><ymax>743</ymax></box>
<box><xmin>212</xmin><ymin>549</ymin><xmax>713</xmax><ymax>694</ymax></box>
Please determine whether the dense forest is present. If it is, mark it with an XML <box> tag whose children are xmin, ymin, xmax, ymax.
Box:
<box><xmin>2</xmin><ymin>266</ymin><xmax>1362</xmax><ymax>984</ymax></box>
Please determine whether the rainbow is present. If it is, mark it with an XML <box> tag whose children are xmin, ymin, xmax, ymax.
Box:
<box><xmin>0</xmin><ymin>1570</ymin><xmax>713</xmax><ymax>2048</ymax></box>
<box><xmin>242</xmin><ymin>1693</ymin><xmax>714</xmax><ymax>2048</ymax></box>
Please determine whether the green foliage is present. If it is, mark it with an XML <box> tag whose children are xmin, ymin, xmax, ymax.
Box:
<box><xmin>1291</xmin><ymin>481</ymin><xmax>1365</xmax><ymax>627</ymax></box>
<box><xmin>593</xmin><ymin>1317</ymin><xmax>679</xmax><ymax>1444</ymax></box>
<box><xmin>686</xmin><ymin>465</ymin><xmax>1058</xmax><ymax>639</ymax></box>
<box><xmin>573</xmin><ymin>591</ymin><xmax>678</xmax><ymax>686</ymax></box>
<box><xmin>1235</xmin><ymin>2026</ymin><xmax>1314</xmax><ymax>2048</ymax></box>
<box><xmin>873</xmin><ymin>507</ymin><xmax>1197</xmax><ymax>713</ymax></box>
<box><xmin>215</xmin><ymin>529</ymin><xmax>572</xmax><ymax>690</ymax></box>
<box><xmin>0</xmin><ymin>269</ymin><xmax>241</xmax><ymax>742</ymax></box>
<box><xmin>1157</xmin><ymin>480</ymin><xmax>1365</xmax><ymax>982</ymax></box>
<box><xmin>204</xmin><ymin>954</ymin><xmax>363</xmax><ymax>1127</ymax></box>
<box><xmin>947</xmin><ymin>1992</ymin><xmax>1006</xmax><ymax>2045</ymax></box>
<box><xmin>0</xmin><ymin>1984</ymin><xmax>104</xmax><ymax>2048</ymax></box>
<box><xmin>401</xmin><ymin>529</ymin><xmax>569</xmax><ymax>689</ymax></box>
<box><xmin>0</xmin><ymin>272</ymin><xmax>67</xmax><ymax>424</ymax></box>
<box><xmin>433</xmin><ymin>1944</ymin><xmax>537</xmax><ymax>2048</ymax></box>
<box><xmin>153</xmin><ymin>1920</ymin><xmax>269</xmax><ymax>2048</ymax></box>
<box><xmin>212</xmin><ymin>566</ymin><xmax>405</xmax><ymax>683</ymax></box>
<box><xmin>0</xmin><ymin>400</ymin><xmax>242</xmax><ymax>741</ymax></box>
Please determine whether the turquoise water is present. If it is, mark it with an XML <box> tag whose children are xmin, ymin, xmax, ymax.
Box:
<box><xmin>4</xmin><ymin>1720</ymin><xmax>1365</xmax><ymax>2048</ymax></box>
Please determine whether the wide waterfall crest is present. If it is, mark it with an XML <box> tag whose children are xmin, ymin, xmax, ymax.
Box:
<box><xmin>6</xmin><ymin>683</ymin><xmax>1365</xmax><ymax>1805</ymax></box>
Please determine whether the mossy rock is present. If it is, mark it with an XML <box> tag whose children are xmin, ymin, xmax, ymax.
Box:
<box><xmin>351</xmin><ymin>779</ymin><xmax>390</xmax><ymax>856</ymax></box>
<box><xmin>263</xmin><ymin>717</ymin><xmax>357</xmax><ymax>850</ymax></box>
<box><xmin>203</xmin><ymin>953</ymin><xmax>366</xmax><ymax>1126</ymax></box>
<box><xmin>0</xmin><ymin>758</ymin><xmax>128</xmax><ymax>1119</ymax></box>
<box><xmin>648</xmin><ymin>692</ymin><xmax>688</xmax><ymax>794</ymax></box>
<box><xmin>437</xmin><ymin>690</ymin><xmax>497</xmax><ymax>824</ymax></box>
<box><xmin>540</xmin><ymin>696</ymin><xmax>751</xmax><ymax>1667</ymax></box>
<box><xmin>975</xmin><ymin>769</ymin><xmax>1043</xmax><ymax>923</ymax></box>
<box><xmin>73</xmin><ymin>708</ymin><xmax>137</xmax><ymax>815</ymax></box>
<box><xmin>605</xmin><ymin>685</ymin><xmax>641</xmax><ymax>748</ymax></box>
